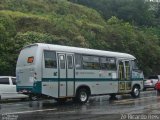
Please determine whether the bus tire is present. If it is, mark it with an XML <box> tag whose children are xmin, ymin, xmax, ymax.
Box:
<box><xmin>131</xmin><ymin>86</ymin><xmax>140</xmax><ymax>98</ymax></box>
<box><xmin>76</xmin><ymin>88</ymin><xmax>89</xmax><ymax>104</ymax></box>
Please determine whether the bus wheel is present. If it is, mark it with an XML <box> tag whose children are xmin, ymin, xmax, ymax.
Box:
<box><xmin>131</xmin><ymin>86</ymin><xmax>140</xmax><ymax>98</ymax></box>
<box><xmin>76</xmin><ymin>88</ymin><xmax>89</xmax><ymax>104</ymax></box>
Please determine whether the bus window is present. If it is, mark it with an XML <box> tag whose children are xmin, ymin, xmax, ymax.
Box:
<box><xmin>75</xmin><ymin>54</ymin><xmax>82</xmax><ymax>69</ymax></box>
<box><xmin>131</xmin><ymin>60</ymin><xmax>139</xmax><ymax>70</ymax></box>
<box><xmin>67</xmin><ymin>55</ymin><xmax>73</xmax><ymax>69</ymax></box>
<box><xmin>100</xmin><ymin>57</ymin><xmax>108</xmax><ymax>70</ymax></box>
<box><xmin>44</xmin><ymin>51</ymin><xmax>57</xmax><ymax>68</ymax></box>
<box><xmin>59</xmin><ymin>55</ymin><xmax>65</xmax><ymax>69</ymax></box>
<box><xmin>82</xmin><ymin>55</ymin><xmax>100</xmax><ymax>70</ymax></box>
<box><xmin>100</xmin><ymin>57</ymin><xmax>116</xmax><ymax>70</ymax></box>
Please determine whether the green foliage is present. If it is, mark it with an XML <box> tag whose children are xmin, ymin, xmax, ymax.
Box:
<box><xmin>0</xmin><ymin>0</ymin><xmax>160</xmax><ymax>76</ymax></box>
<box><xmin>71</xmin><ymin>0</ymin><xmax>155</xmax><ymax>26</ymax></box>
<box><xmin>105</xmin><ymin>17</ymin><xmax>160</xmax><ymax>75</ymax></box>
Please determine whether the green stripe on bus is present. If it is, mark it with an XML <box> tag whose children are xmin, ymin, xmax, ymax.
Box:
<box><xmin>16</xmin><ymin>86</ymin><xmax>33</xmax><ymax>92</ymax></box>
<box><xmin>17</xmin><ymin>81</ymin><xmax>42</xmax><ymax>94</ymax></box>
<box><xmin>17</xmin><ymin>86</ymin><xmax>33</xmax><ymax>88</ymax></box>
<box><xmin>42</xmin><ymin>78</ymin><xmax>143</xmax><ymax>82</ymax></box>
<box><xmin>131</xmin><ymin>78</ymin><xmax>144</xmax><ymax>80</ymax></box>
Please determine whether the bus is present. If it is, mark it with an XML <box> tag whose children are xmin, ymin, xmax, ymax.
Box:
<box><xmin>16</xmin><ymin>43</ymin><xmax>144</xmax><ymax>103</ymax></box>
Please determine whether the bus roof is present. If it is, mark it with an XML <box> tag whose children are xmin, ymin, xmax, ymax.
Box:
<box><xmin>24</xmin><ymin>43</ymin><xmax>135</xmax><ymax>59</ymax></box>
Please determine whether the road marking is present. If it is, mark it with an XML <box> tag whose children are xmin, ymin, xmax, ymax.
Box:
<box><xmin>3</xmin><ymin>108</ymin><xmax>57</xmax><ymax>115</ymax></box>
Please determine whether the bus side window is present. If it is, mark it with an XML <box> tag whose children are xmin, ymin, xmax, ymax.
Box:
<box><xmin>67</xmin><ymin>55</ymin><xmax>73</xmax><ymax>69</ymax></box>
<box><xmin>44</xmin><ymin>51</ymin><xmax>57</xmax><ymax>68</ymax></box>
<box><xmin>82</xmin><ymin>55</ymin><xmax>100</xmax><ymax>70</ymax></box>
<box><xmin>75</xmin><ymin>54</ymin><xmax>82</xmax><ymax>69</ymax></box>
<box><xmin>100</xmin><ymin>57</ymin><xmax>108</xmax><ymax>70</ymax></box>
<box><xmin>59</xmin><ymin>55</ymin><xmax>65</xmax><ymax>69</ymax></box>
<box><xmin>100</xmin><ymin>57</ymin><xmax>116</xmax><ymax>70</ymax></box>
<box><xmin>131</xmin><ymin>60</ymin><xmax>139</xmax><ymax>70</ymax></box>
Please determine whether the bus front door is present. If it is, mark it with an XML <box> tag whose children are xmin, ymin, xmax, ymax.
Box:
<box><xmin>58</xmin><ymin>53</ymin><xmax>74</xmax><ymax>97</ymax></box>
<box><xmin>118</xmin><ymin>60</ymin><xmax>132</xmax><ymax>93</ymax></box>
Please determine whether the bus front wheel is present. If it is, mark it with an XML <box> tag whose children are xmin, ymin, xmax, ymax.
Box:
<box><xmin>76</xmin><ymin>88</ymin><xmax>89</xmax><ymax>104</ymax></box>
<box><xmin>131</xmin><ymin>86</ymin><xmax>140</xmax><ymax>98</ymax></box>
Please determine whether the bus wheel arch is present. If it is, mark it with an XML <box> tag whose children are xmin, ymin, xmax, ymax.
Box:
<box><xmin>131</xmin><ymin>84</ymin><xmax>140</xmax><ymax>98</ymax></box>
<box><xmin>75</xmin><ymin>85</ymin><xmax>91</xmax><ymax>104</ymax></box>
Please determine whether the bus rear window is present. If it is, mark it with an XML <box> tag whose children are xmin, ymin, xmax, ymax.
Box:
<box><xmin>27</xmin><ymin>56</ymin><xmax>34</xmax><ymax>63</ymax></box>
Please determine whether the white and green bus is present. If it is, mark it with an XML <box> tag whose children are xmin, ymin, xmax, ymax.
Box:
<box><xmin>16</xmin><ymin>43</ymin><xmax>144</xmax><ymax>103</ymax></box>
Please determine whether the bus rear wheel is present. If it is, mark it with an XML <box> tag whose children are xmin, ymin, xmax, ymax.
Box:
<box><xmin>131</xmin><ymin>86</ymin><xmax>140</xmax><ymax>98</ymax></box>
<box><xmin>76</xmin><ymin>88</ymin><xmax>89</xmax><ymax>104</ymax></box>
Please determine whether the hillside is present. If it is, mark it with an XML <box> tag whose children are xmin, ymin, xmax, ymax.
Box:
<box><xmin>0</xmin><ymin>0</ymin><xmax>107</xmax><ymax>46</ymax></box>
<box><xmin>0</xmin><ymin>0</ymin><xmax>160</xmax><ymax>76</ymax></box>
<box><xmin>0</xmin><ymin>0</ymin><xmax>107</xmax><ymax>75</ymax></box>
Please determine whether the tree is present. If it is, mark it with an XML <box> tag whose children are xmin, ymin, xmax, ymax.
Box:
<box><xmin>72</xmin><ymin>0</ymin><xmax>155</xmax><ymax>26</ymax></box>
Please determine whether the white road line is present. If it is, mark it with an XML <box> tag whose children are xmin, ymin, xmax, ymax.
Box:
<box><xmin>4</xmin><ymin>108</ymin><xmax>57</xmax><ymax>115</ymax></box>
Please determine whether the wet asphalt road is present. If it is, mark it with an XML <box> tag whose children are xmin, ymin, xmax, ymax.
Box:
<box><xmin>0</xmin><ymin>90</ymin><xmax>160</xmax><ymax>120</ymax></box>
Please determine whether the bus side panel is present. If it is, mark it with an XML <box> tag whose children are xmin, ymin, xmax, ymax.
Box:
<box><xmin>95</xmin><ymin>81</ymin><xmax>118</xmax><ymax>94</ymax></box>
<box><xmin>16</xmin><ymin>45</ymin><xmax>39</xmax><ymax>92</ymax></box>
<box><xmin>131</xmin><ymin>71</ymin><xmax>144</xmax><ymax>90</ymax></box>
<box><xmin>132</xmin><ymin>81</ymin><xmax>143</xmax><ymax>90</ymax></box>
<box><xmin>41</xmin><ymin>50</ymin><xmax>59</xmax><ymax>98</ymax></box>
<box><xmin>67</xmin><ymin>81</ymin><xmax>74</xmax><ymax>96</ymax></box>
<box><xmin>42</xmin><ymin>81</ymin><xmax>58</xmax><ymax>98</ymax></box>
<box><xmin>75</xmin><ymin>70</ymin><xmax>118</xmax><ymax>95</ymax></box>
<box><xmin>75</xmin><ymin>81</ymin><xmax>118</xmax><ymax>95</ymax></box>
<box><xmin>32</xmin><ymin>48</ymin><xmax>43</xmax><ymax>94</ymax></box>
